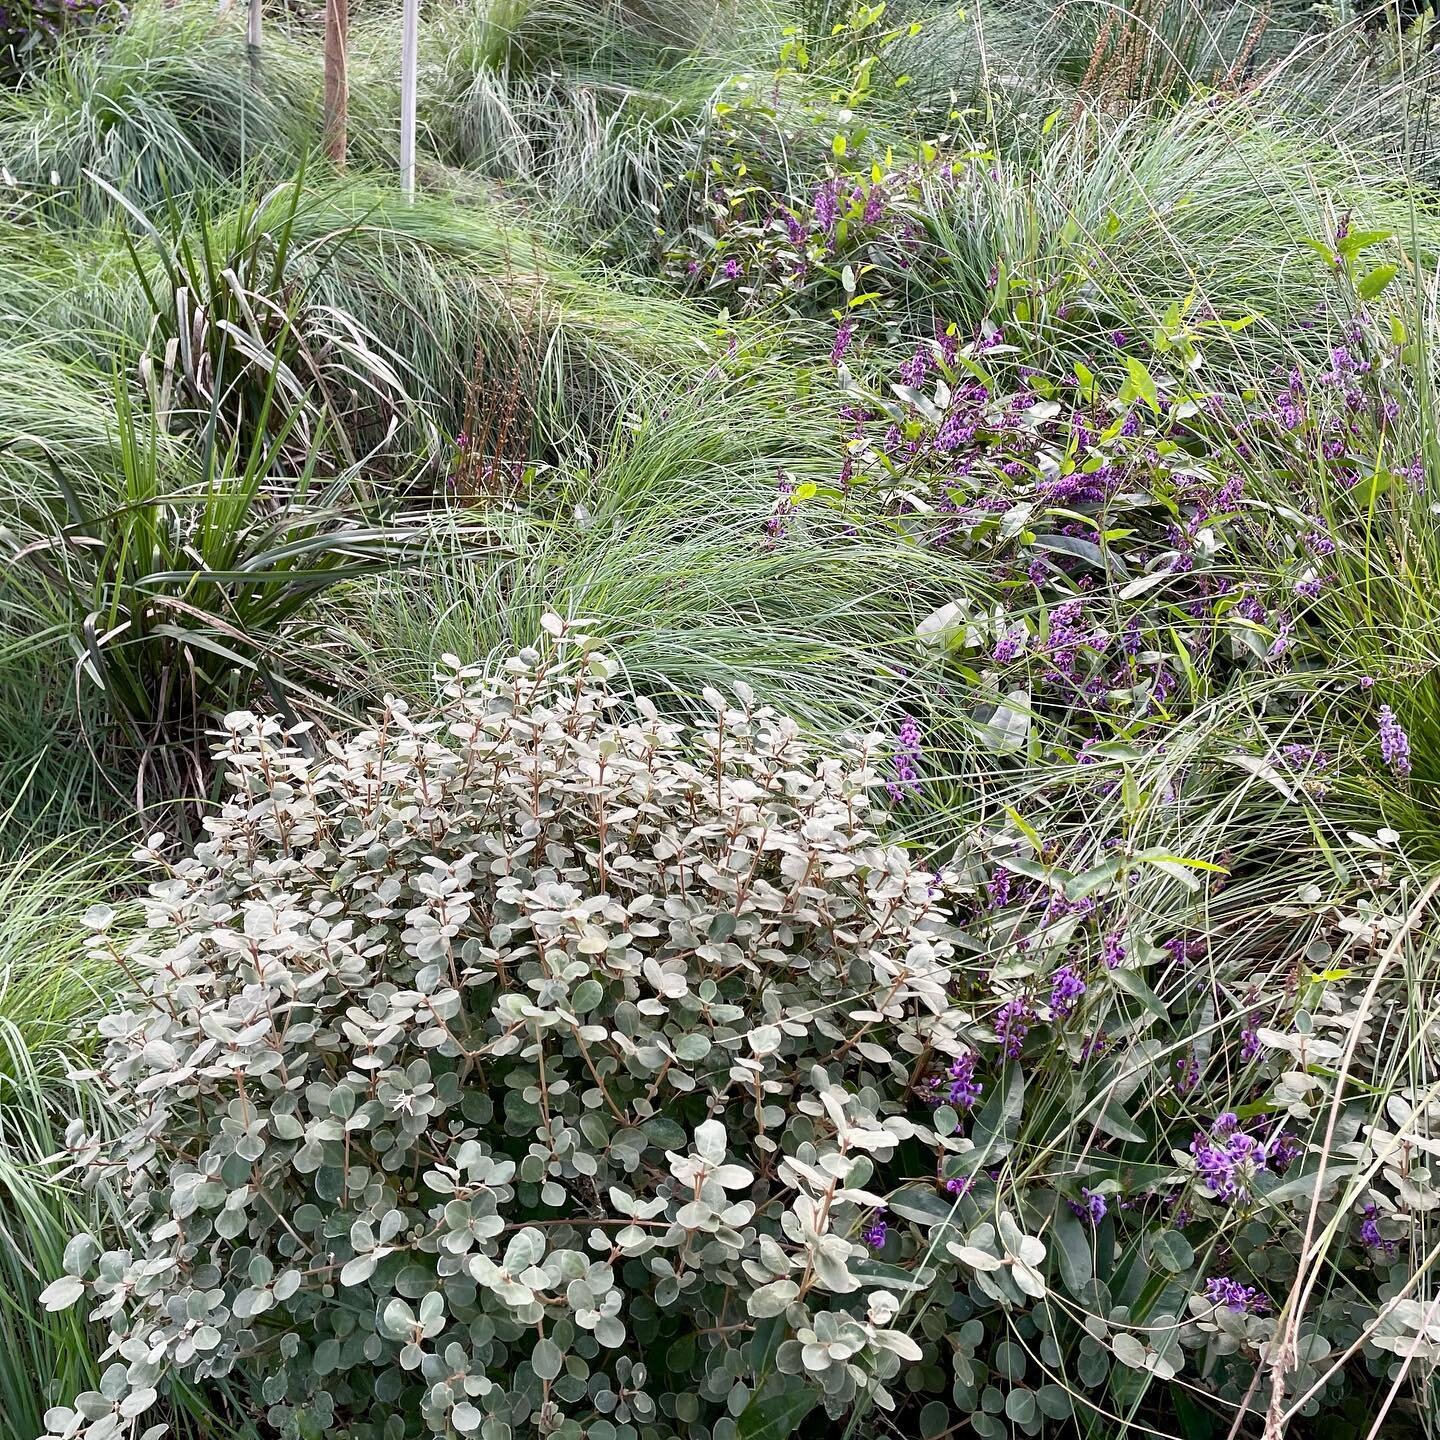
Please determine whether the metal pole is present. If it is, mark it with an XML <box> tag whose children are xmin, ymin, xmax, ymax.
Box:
<box><xmin>399</xmin><ymin>0</ymin><xmax>419</xmax><ymax>199</ymax></box>
<box><xmin>247</xmin><ymin>0</ymin><xmax>261</xmax><ymax>49</ymax></box>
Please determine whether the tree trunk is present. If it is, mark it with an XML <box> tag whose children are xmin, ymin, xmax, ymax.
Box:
<box><xmin>323</xmin><ymin>0</ymin><xmax>348</xmax><ymax>168</ymax></box>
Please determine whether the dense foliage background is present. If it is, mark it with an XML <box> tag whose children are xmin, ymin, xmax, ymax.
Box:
<box><xmin>4</xmin><ymin>0</ymin><xmax>1440</xmax><ymax>1438</ymax></box>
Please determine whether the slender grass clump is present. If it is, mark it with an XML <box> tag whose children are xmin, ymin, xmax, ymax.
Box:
<box><xmin>0</xmin><ymin>0</ymin><xmax>317</xmax><ymax>222</ymax></box>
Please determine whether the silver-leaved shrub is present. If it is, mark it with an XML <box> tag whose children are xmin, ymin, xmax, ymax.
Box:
<box><xmin>42</xmin><ymin>619</ymin><xmax>987</xmax><ymax>1440</ymax></box>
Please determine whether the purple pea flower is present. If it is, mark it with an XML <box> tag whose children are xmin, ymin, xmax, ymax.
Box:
<box><xmin>926</xmin><ymin>1049</ymin><xmax>982</xmax><ymax>1110</ymax></box>
<box><xmin>1190</xmin><ymin>1113</ymin><xmax>1269</xmax><ymax>1203</ymax></box>
<box><xmin>1378</xmin><ymin>704</ymin><xmax>1412</xmax><ymax>777</ymax></box>
<box><xmin>986</xmin><ymin>867</ymin><xmax>1012</xmax><ymax>910</ymax></box>
<box><xmin>886</xmin><ymin>715</ymin><xmax>923</xmax><ymax>802</ymax></box>
<box><xmin>1048</xmin><ymin>964</ymin><xmax>1086</xmax><ymax>1018</ymax></box>
<box><xmin>765</xmin><ymin>471</ymin><xmax>795</xmax><ymax>541</ymax></box>
<box><xmin>1204</xmin><ymin>1276</ymin><xmax>1268</xmax><ymax>1313</ymax></box>
<box><xmin>1070</xmin><ymin>1188</ymin><xmax>1107</xmax><ymax>1224</ymax></box>
<box><xmin>813</xmin><ymin>179</ymin><xmax>839</xmax><ymax>240</ymax></box>
<box><xmin>994</xmin><ymin>996</ymin><xmax>1034</xmax><ymax>1058</ymax></box>
<box><xmin>1268</xmin><ymin>1130</ymin><xmax>1301</xmax><ymax>1171</ymax></box>
<box><xmin>899</xmin><ymin>348</ymin><xmax>928</xmax><ymax>388</ymax></box>
<box><xmin>1240</xmin><ymin>1016</ymin><xmax>1261</xmax><ymax>1062</ymax></box>
<box><xmin>992</xmin><ymin>623</ymin><xmax>1027</xmax><ymax>663</ymax></box>
<box><xmin>1360</xmin><ymin>1202</ymin><xmax>1398</xmax><ymax>1257</ymax></box>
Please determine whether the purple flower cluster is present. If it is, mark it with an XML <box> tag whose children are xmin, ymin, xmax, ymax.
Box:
<box><xmin>994</xmin><ymin>996</ymin><xmax>1035</xmax><ymax>1059</ymax></box>
<box><xmin>1163</xmin><ymin>934</ymin><xmax>1207</xmax><ymax>966</ymax></box>
<box><xmin>885</xmin><ymin>715</ymin><xmax>923</xmax><ymax>802</ymax></box>
<box><xmin>1378</xmin><ymin>704</ymin><xmax>1412</xmax><ymax>777</ymax></box>
<box><xmin>1190</xmin><ymin>1113</ymin><xmax>1270</xmax><ymax>1203</ymax></box>
<box><xmin>1268</xmin><ymin>1130</ymin><xmax>1301</xmax><ymax>1170</ymax></box>
<box><xmin>862</xmin><ymin>1209</ymin><xmax>888</xmax><ymax>1250</ymax></box>
<box><xmin>829</xmin><ymin>318</ymin><xmax>855</xmax><ymax>365</ymax></box>
<box><xmin>1276</xmin><ymin>743</ymin><xmax>1329</xmax><ymax>772</ymax></box>
<box><xmin>934</xmin><ymin>385</ymin><xmax>988</xmax><ymax>453</ymax></box>
<box><xmin>1318</xmin><ymin>343</ymin><xmax>1372</xmax><ymax>387</ymax></box>
<box><xmin>1041</xmin><ymin>892</ymin><xmax>1095</xmax><ymax>929</ymax></box>
<box><xmin>1101</xmin><ymin>931</ymin><xmax>1126</xmax><ymax>970</ymax></box>
<box><xmin>765</xmin><ymin>471</ymin><xmax>794</xmax><ymax>541</ymax></box>
<box><xmin>1274</xmin><ymin>368</ymin><xmax>1305</xmax><ymax>431</ymax></box>
<box><xmin>986</xmin><ymin>867</ymin><xmax>1012</xmax><ymax>910</ymax></box>
<box><xmin>1360</xmin><ymin>1202</ymin><xmax>1398</xmax><ymax>1257</ymax></box>
<box><xmin>926</xmin><ymin>1049</ymin><xmax>983</xmax><ymax>1110</ymax></box>
<box><xmin>1240</xmin><ymin>1016</ymin><xmax>1261</xmax><ymax>1062</ymax></box>
<box><xmin>992</xmin><ymin>622</ymin><xmax>1026</xmax><ymax>663</ymax></box>
<box><xmin>1069</xmin><ymin>1188</ymin><xmax>1107</xmax><ymax>1224</ymax></box>
<box><xmin>1204</xmin><ymin>1276</ymin><xmax>1268</xmax><ymax>1313</ymax></box>
<box><xmin>1047</xmin><ymin>964</ymin><xmax>1086</xmax><ymax>1018</ymax></box>
<box><xmin>899</xmin><ymin>348</ymin><xmax>928</xmax><ymax>388</ymax></box>
<box><xmin>812</xmin><ymin>179</ymin><xmax>839</xmax><ymax>239</ymax></box>
<box><xmin>1268</xmin><ymin>610</ymin><xmax>1293</xmax><ymax>658</ymax></box>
